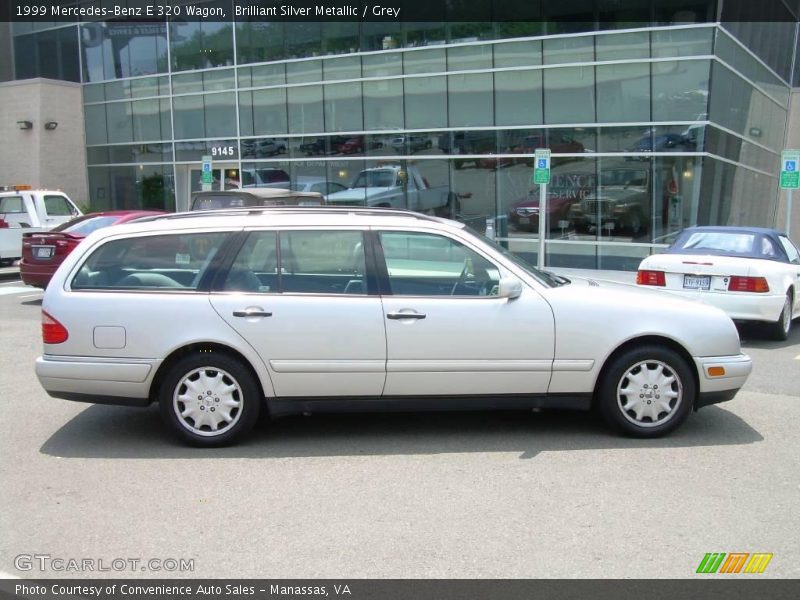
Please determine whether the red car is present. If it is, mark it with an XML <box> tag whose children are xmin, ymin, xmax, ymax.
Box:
<box><xmin>508</xmin><ymin>173</ymin><xmax>595</xmax><ymax>232</ymax></box>
<box><xmin>20</xmin><ymin>210</ymin><xmax>164</xmax><ymax>288</ymax></box>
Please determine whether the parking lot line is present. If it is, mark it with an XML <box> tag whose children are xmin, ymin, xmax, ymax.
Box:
<box><xmin>19</xmin><ymin>293</ymin><xmax>42</xmax><ymax>299</ymax></box>
<box><xmin>0</xmin><ymin>287</ymin><xmax>33</xmax><ymax>296</ymax></box>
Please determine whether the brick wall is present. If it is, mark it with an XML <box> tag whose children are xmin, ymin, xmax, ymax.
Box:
<box><xmin>0</xmin><ymin>79</ymin><xmax>88</xmax><ymax>206</ymax></box>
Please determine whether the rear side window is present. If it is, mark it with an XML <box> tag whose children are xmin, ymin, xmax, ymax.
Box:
<box><xmin>222</xmin><ymin>230</ymin><xmax>366</xmax><ymax>295</ymax></box>
<box><xmin>72</xmin><ymin>232</ymin><xmax>227</xmax><ymax>290</ymax></box>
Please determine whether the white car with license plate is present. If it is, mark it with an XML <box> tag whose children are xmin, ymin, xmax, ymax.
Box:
<box><xmin>36</xmin><ymin>208</ymin><xmax>751</xmax><ymax>446</ymax></box>
<box><xmin>637</xmin><ymin>226</ymin><xmax>800</xmax><ymax>340</ymax></box>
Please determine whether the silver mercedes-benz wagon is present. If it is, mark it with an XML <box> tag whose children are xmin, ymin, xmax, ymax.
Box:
<box><xmin>36</xmin><ymin>207</ymin><xmax>751</xmax><ymax>446</ymax></box>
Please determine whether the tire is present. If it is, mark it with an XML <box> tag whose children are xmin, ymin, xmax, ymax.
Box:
<box><xmin>597</xmin><ymin>345</ymin><xmax>695</xmax><ymax>438</ymax></box>
<box><xmin>764</xmin><ymin>292</ymin><xmax>793</xmax><ymax>341</ymax></box>
<box><xmin>628</xmin><ymin>209</ymin><xmax>646</xmax><ymax>237</ymax></box>
<box><xmin>435</xmin><ymin>193</ymin><xmax>461</xmax><ymax>218</ymax></box>
<box><xmin>159</xmin><ymin>352</ymin><xmax>261</xmax><ymax>447</ymax></box>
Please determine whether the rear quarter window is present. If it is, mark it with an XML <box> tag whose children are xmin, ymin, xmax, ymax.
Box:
<box><xmin>0</xmin><ymin>196</ymin><xmax>25</xmax><ymax>213</ymax></box>
<box><xmin>72</xmin><ymin>232</ymin><xmax>227</xmax><ymax>291</ymax></box>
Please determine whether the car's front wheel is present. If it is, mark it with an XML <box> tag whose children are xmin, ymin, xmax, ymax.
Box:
<box><xmin>159</xmin><ymin>353</ymin><xmax>261</xmax><ymax>446</ymax></box>
<box><xmin>598</xmin><ymin>345</ymin><xmax>695</xmax><ymax>437</ymax></box>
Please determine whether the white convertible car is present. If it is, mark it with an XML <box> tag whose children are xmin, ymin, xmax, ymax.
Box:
<box><xmin>637</xmin><ymin>226</ymin><xmax>800</xmax><ymax>340</ymax></box>
<box><xmin>36</xmin><ymin>208</ymin><xmax>751</xmax><ymax>446</ymax></box>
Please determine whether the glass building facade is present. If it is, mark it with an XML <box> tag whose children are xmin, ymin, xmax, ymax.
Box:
<box><xmin>11</xmin><ymin>0</ymin><xmax>799</xmax><ymax>269</ymax></box>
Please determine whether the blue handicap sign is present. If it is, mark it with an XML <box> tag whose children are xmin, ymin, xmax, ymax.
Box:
<box><xmin>202</xmin><ymin>163</ymin><xmax>211</xmax><ymax>172</ymax></box>
<box><xmin>537</xmin><ymin>159</ymin><xmax>547</xmax><ymax>169</ymax></box>
<box><xmin>786</xmin><ymin>160</ymin><xmax>796</xmax><ymax>172</ymax></box>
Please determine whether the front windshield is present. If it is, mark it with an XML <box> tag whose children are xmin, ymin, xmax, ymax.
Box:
<box><xmin>465</xmin><ymin>229</ymin><xmax>562</xmax><ymax>288</ymax></box>
<box><xmin>352</xmin><ymin>170</ymin><xmax>396</xmax><ymax>188</ymax></box>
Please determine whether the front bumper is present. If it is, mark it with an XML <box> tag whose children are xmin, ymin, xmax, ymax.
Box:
<box><xmin>36</xmin><ymin>355</ymin><xmax>159</xmax><ymax>405</ymax></box>
<box><xmin>693</xmin><ymin>354</ymin><xmax>752</xmax><ymax>404</ymax></box>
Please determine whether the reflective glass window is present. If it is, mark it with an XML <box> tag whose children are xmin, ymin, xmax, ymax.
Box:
<box><xmin>404</xmin><ymin>76</ymin><xmax>447</xmax><ymax>129</ymax></box>
<box><xmin>325</xmin><ymin>82</ymin><xmax>364</xmax><ymax>132</ymax></box>
<box><xmin>404</xmin><ymin>49</ymin><xmax>446</xmax><ymax>75</ymax></box>
<box><xmin>543</xmin><ymin>35</ymin><xmax>594</xmax><ymax>65</ymax></box>
<box><xmin>596</xmin><ymin>63</ymin><xmax>650</xmax><ymax>123</ymax></box>
<box><xmin>652</xmin><ymin>60</ymin><xmax>710</xmax><ymax>122</ymax></box>
<box><xmin>288</xmin><ymin>86</ymin><xmax>324</xmax><ymax>134</ymax></box>
<box><xmin>364</xmin><ymin>79</ymin><xmax>404</xmax><ymax>130</ymax></box>
<box><xmin>595</xmin><ymin>31</ymin><xmax>650</xmax><ymax>61</ymax></box>
<box><xmin>84</xmin><ymin>104</ymin><xmax>108</xmax><ymax>145</ymax></box>
<box><xmin>106</xmin><ymin>101</ymin><xmax>133</xmax><ymax>143</ymax></box>
<box><xmin>494</xmin><ymin>40</ymin><xmax>542</xmax><ymax>68</ymax></box>
<box><xmin>236</xmin><ymin>22</ymin><xmax>285</xmax><ymax>64</ymax></box>
<box><xmin>448</xmin><ymin>73</ymin><xmax>493</xmax><ymax>127</ymax></box>
<box><xmin>447</xmin><ymin>45</ymin><xmax>493</xmax><ymax>71</ymax></box>
<box><xmin>495</xmin><ymin>70</ymin><xmax>543</xmax><ymax>126</ymax></box>
<box><xmin>287</xmin><ymin>60</ymin><xmax>322</xmax><ymax>84</ymax></box>
<box><xmin>544</xmin><ymin>66</ymin><xmax>595</xmax><ymax>124</ymax></box>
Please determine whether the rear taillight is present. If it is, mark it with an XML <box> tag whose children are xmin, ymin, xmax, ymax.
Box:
<box><xmin>636</xmin><ymin>270</ymin><xmax>666</xmax><ymax>286</ymax></box>
<box><xmin>728</xmin><ymin>276</ymin><xmax>769</xmax><ymax>293</ymax></box>
<box><xmin>42</xmin><ymin>310</ymin><xmax>69</xmax><ymax>344</ymax></box>
<box><xmin>55</xmin><ymin>238</ymin><xmax>80</xmax><ymax>256</ymax></box>
<box><xmin>0</xmin><ymin>219</ymin><xmax>8</xmax><ymax>229</ymax></box>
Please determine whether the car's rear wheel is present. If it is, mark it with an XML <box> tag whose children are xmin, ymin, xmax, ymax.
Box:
<box><xmin>598</xmin><ymin>345</ymin><xmax>695</xmax><ymax>437</ymax></box>
<box><xmin>764</xmin><ymin>292</ymin><xmax>793</xmax><ymax>341</ymax></box>
<box><xmin>159</xmin><ymin>353</ymin><xmax>260</xmax><ymax>447</ymax></box>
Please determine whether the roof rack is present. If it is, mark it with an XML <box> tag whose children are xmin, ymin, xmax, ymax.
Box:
<box><xmin>134</xmin><ymin>205</ymin><xmax>459</xmax><ymax>226</ymax></box>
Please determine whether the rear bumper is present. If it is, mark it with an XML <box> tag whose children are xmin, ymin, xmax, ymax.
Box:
<box><xmin>660</xmin><ymin>288</ymin><xmax>786</xmax><ymax>323</ymax></box>
<box><xmin>36</xmin><ymin>355</ymin><xmax>159</xmax><ymax>404</ymax></box>
<box><xmin>19</xmin><ymin>260</ymin><xmax>56</xmax><ymax>287</ymax></box>
<box><xmin>693</xmin><ymin>353</ymin><xmax>752</xmax><ymax>398</ymax></box>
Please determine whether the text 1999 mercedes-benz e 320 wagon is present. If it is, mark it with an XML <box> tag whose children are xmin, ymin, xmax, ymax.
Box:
<box><xmin>36</xmin><ymin>207</ymin><xmax>751</xmax><ymax>446</ymax></box>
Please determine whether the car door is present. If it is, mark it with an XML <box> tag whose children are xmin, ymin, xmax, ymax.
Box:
<box><xmin>778</xmin><ymin>235</ymin><xmax>800</xmax><ymax>317</ymax></box>
<box><xmin>209</xmin><ymin>228</ymin><xmax>387</xmax><ymax>398</ymax></box>
<box><xmin>376</xmin><ymin>229</ymin><xmax>555</xmax><ymax>397</ymax></box>
<box><xmin>39</xmin><ymin>194</ymin><xmax>80</xmax><ymax>229</ymax></box>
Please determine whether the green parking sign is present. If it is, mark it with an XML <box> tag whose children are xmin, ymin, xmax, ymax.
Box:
<box><xmin>532</xmin><ymin>149</ymin><xmax>551</xmax><ymax>184</ymax></box>
<box><xmin>781</xmin><ymin>150</ymin><xmax>800</xmax><ymax>189</ymax></box>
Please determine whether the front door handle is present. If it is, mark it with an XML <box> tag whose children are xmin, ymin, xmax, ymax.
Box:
<box><xmin>233</xmin><ymin>308</ymin><xmax>272</xmax><ymax>318</ymax></box>
<box><xmin>386</xmin><ymin>311</ymin><xmax>426</xmax><ymax>320</ymax></box>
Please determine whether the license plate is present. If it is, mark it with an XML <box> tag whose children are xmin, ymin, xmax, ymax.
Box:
<box><xmin>34</xmin><ymin>246</ymin><xmax>54</xmax><ymax>259</ymax></box>
<box><xmin>518</xmin><ymin>217</ymin><xmax>530</xmax><ymax>225</ymax></box>
<box><xmin>683</xmin><ymin>275</ymin><xmax>711</xmax><ymax>290</ymax></box>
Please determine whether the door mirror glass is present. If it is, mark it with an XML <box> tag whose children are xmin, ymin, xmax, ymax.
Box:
<box><xmin>497</xmin><ymin>276</ymin><xmax>522</xmax><ymax>299</ymax></box>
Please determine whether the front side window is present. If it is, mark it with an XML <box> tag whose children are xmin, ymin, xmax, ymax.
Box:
<box><xmin>222</xmin><ymin>230</ymin><xmax>367</xmax><ymax>295</ymax></box>
<box><xmin>379</xmin><ymin>231</ymin><xmax>500</xmax><ymax>297</ymax></box>
<box><xmin>779</xmin><ymin>236</ymin><xmax>800</xmax><ymax>264</ymax></box>
<box><xmin>73</xmin><ymin>232</ymin><xmax>227</xmax><ymax>290</ymax></box>
<box><xmin>44</xmin><ymin>195</ymin><xmax>74</xmax><ymax>216</ymax></box>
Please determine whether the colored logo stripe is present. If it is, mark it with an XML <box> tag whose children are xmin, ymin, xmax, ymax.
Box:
<box><xmin>719</xmin><ymin>553</ymin><xmax>749</xmax><ymax>573</ymax></box>
<box><xmin>744</xmin><ymin>553</ymin><xmax>773</xmax><ymax>573</ymax></box>
<box><xmin>697</xmin><ymin>553</ymin><xmax>726</xmax><ymax>573</ymax></box>
<box><xmin>697</xmin><ymin>552</ymin><xmax>773</xmax><ymax>574</ymax></box>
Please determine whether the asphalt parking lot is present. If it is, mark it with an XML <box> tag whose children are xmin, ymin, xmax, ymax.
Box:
<box><xmin>0</xmin><ymin>273</ymin><xmax>799</xmax><ymax>579</ymax></box>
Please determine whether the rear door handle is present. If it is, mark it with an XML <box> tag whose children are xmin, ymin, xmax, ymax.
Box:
<box><xmin>233</xmin><ymin>308</ymin><xmax>272</xmax><ymax>318</ymax></box>
<box><xmin>386</xmin><ymin>311</ymin><xmax>426</xmax><ymax>320</ymax></box>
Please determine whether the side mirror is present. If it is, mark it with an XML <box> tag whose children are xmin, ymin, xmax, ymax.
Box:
<box><xmin>497</xmin><ymin>277</ymin><xmax>522</xmax><ymax>300</ymax></box>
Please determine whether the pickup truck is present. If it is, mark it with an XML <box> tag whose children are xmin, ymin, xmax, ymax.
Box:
<box><xmin>325</xmin><ymin>165</ymin><xmax>458</xmax><ymax>215</ymax></box>
<box><xmin>0</xmin><ymin>189</ymin><xmax>82</xmax><ymax>265</ymax></box>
